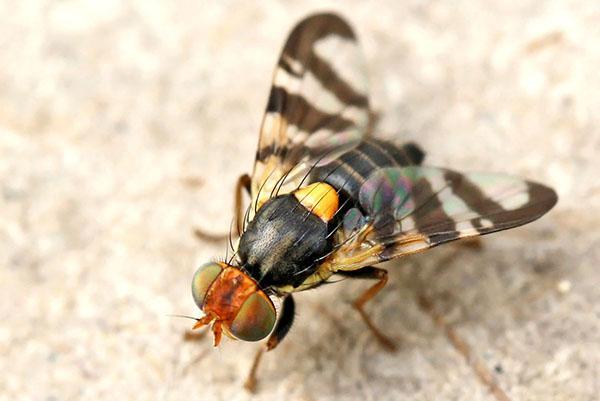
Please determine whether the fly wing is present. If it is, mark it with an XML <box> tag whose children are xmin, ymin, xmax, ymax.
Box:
<box><xmin>249</xmin><ymin>13</ymin><xmax>371</xmax><ymax>219</ymax></box>
<box><xmin>326</xmin><ymin>166</ymin><xmax>558</xmax><ymax>271</ymax></box>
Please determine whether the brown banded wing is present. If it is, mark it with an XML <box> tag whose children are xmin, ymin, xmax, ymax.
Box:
<box><xmin>324</xmin><ymin>166</ymin><xmax>558</xmax><ymax>272</ymax></box>
<box><xmin>249</xmin><ymin>13</ymin><xmax>371</xmax><ymax>219</ymax></box>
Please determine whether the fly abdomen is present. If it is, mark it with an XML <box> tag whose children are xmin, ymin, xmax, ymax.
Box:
<box><xmin>311</xmin><ymin>139</ymin><xmax>424</xmax><ymax>202</ymax></box>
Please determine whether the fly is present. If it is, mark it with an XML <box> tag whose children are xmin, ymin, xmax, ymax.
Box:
<box><xmin>185</xmin><ymin>13</ymin><xmax>558</xmax><ymax>393</ymax></box>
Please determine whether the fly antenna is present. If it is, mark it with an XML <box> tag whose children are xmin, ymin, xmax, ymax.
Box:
<box><xmin>167</xmin><ymin>314</ymin><xmax>200</xmax><ymax>322</ymax></box>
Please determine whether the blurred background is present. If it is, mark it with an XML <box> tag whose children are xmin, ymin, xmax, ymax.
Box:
<box><xmin>1</xmin><ymin>1</ymin><xmax>598</xmax><ymax>400</ymax></box>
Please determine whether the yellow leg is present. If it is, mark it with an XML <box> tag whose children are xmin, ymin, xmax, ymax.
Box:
<box><xmin>243</xmin><ymin>295</ymin><xmax>295</xmax><ymax>392</ymax></box>
<box><xmin>418</xmin><ymin>293</ymin><xmax>512</xmax><ymax>401</ymax></box>
<box><xmin>340</xmin><ymin>267</ymin><xmax>397</xmax><ymax>351</ymax></box>
<box><xmin>458</xmin><ymin>236</ymin><xmax>483</xmax><ymax>250</ymax></box>
<box><xmin>193</xmin><ymin>173</ymin><xmax>251</xmax><ymax>241</ymax></box>
<box><xmin>243</xmin><ymin>347</ymin><xmax>264</xmax><ymax>393</ymax></box>
<box><xmin>182</xmin><ymin>329</ymin><xmax>207</xmax><ymax>342</ymax></box>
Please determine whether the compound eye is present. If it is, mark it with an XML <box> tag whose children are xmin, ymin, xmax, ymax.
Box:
<box><xmin>228</xmin><ymin>292</ymin><xmax>276</xmax><ymax>342</ymax></box>
<box><xmin>191</xmin><ymin>262</ymin><xmax>223</xmax><ymax>309</ymax></box>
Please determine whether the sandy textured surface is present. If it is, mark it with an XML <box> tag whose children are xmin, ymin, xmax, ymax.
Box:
<box><xmin>1</xmin><ymin>1</ymin><xmax>599</xmax><ymax>400</ymax></box>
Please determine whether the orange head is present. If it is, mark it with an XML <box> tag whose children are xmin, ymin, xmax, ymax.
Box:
<box><xmin>191</xmin><ymin>262</ymin><xmax>276</xmax><ymax>346</ymax></box>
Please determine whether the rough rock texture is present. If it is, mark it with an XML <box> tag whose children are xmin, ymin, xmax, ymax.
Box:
<box><xmin>1</xmin><ymin>1</ymin><xmax>598</xmax><ymax>401</ymax></box>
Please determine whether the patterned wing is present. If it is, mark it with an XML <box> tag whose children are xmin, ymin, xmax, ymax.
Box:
<box><xmin>249</xmin><ymin>13</ymin><xmax>371</xmax><ymax>217</ymax></box>
<box><xmin>325</xmin><ymin>166</ymin><xmax>558</xmax><ymax>271</ymax></box>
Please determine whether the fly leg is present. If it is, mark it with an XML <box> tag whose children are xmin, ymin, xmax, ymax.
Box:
<box><xmin>338</xmin><ymin>266</ymin><xmax>397</xmax><ymax>351</ymax></box>
<box><xmin>233</xmin><ymin>174</ymin><xmax>252</xmax><ymax>236</ymax></box>
<box><xmin>193</xmin><ymin>173</ymin><xmax>251</xmax><ymax>241</ymax></box>
<box><xmin>459</xmin><ymin>236</ymin><xmax>483</xmax><ymax>250</ymax></box>
<box><xmin>182</xmin><ymin>329</ymin><xmax>208</xmax><ymax>342</ymax></box>
<box><xmin>244</xmin><ymin>295</ymin><xmax>295</xmax><ymax>393</ymax></box>
<box><xmin>417</xmin><ymin>293</ymin><xmax>512</xmax><ymax>401</ymax></box>
<box><xmin>412</xmin><ymin>245</ymin><xmax>510</xmax><ymax>401</ymax></box>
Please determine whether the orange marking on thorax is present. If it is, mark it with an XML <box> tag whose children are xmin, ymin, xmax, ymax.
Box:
<box><xmin>294</xmin><ymin>182</ymin><xmax>339</xmax><ymax>222</ymax></box>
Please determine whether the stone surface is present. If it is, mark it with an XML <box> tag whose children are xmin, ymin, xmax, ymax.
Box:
<box><xmin>1</xmin><ymin>1</ymin><xmax>598</xmax><ymax>400</ymax></box>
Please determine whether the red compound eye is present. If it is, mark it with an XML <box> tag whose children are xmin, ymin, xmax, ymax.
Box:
<box><xmin>191</xmin><ymin>262</ymin><xmax>223</xmax><ymax>309</ymax></box>
<box><xmin>228</xmin><ymin>291</ymin><xmax>276</xmax><ymax>342</ymax></box>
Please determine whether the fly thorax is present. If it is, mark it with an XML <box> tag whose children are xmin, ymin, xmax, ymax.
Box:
<box><xmin>238</xmin><ymin>194</ymin><xmax>334</xmax><ymax>288</ymax></box>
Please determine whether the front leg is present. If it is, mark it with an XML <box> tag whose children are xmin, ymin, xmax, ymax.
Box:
<box><xmin>193</xmin><ymin>173</ymin><xmax>251</xmax><ymax>241</ymax></box>
<box><xmin>233</xmin><ymin>173</ymin><xmax>252</xmax><ymax>236</ymax></box>
<box><xmin>244</xmin><ymin>295</ymin><xmax>295</xmax><ymax>392</ymax></box>
<box><xmin>338</xmin><ymin>266</ymin><xmax>397</xmax><ymax>351</ymax></box>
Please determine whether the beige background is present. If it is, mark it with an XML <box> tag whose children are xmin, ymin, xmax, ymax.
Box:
<box><xmin>1</xmin><ymin>1</ymin><xmax>599</xmax><ymax>400</ymax></box>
